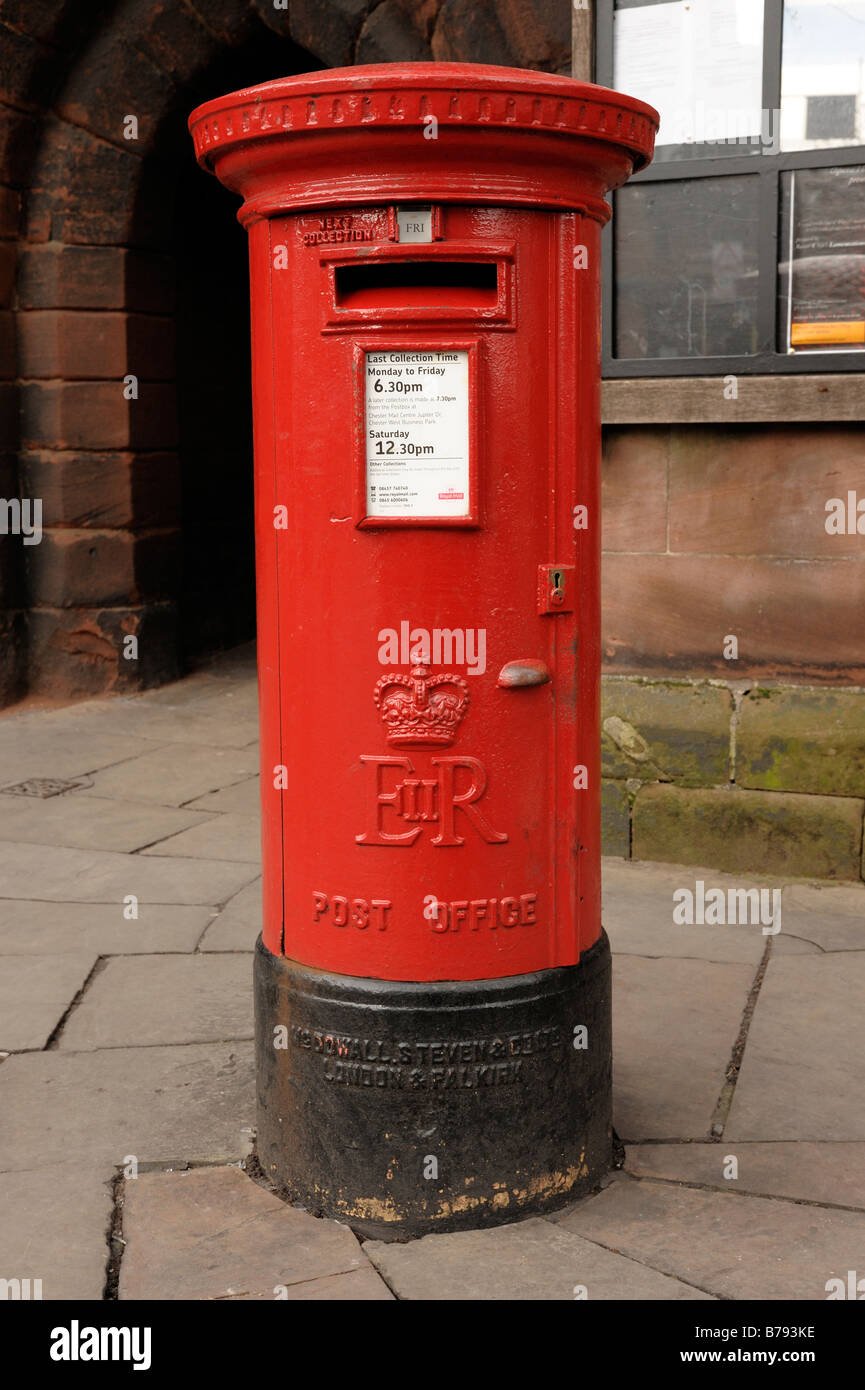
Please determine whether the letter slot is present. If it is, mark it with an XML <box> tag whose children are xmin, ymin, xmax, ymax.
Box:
<box><xmin>335</xmin><ymin>259</ymin><xmax>499</xmax><ymax>310</ymax></box>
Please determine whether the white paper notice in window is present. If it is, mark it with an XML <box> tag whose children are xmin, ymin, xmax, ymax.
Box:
<box><xmin>614</xmin><ymin>0</ymin><xmax>765</xmax><ymax>150</ymax></box>
<box><xmin>365</xmin><ymin>350</ymin><xmax>471</xmax><ymax>519</ymax></box>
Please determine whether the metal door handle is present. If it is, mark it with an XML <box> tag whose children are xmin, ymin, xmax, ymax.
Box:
<box><xmin>497</xmin><ymin>659</ymin><xmax>552</xmax><ymax>688</ymax></box>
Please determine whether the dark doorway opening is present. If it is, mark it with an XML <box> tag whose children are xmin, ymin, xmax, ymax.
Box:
<box><xmin>167</xmin><ymin>33</ymin><xmax>324</xmax><ymax>670</ymax></box>
<box><xmin>173</xmin><ymin>156</ymin><xmax>255</xmax><ymax>665</ymax></box>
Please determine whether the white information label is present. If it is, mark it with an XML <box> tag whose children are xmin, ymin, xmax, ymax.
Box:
<box><xmin>365</xmin><ymin>350</ymin><xmax>470</xmax><ymax>518</ymax></box>
<box><xmin>397</xmin><ymin>207</ymin><xmax>433</xmax><ymax>243</ymax></box>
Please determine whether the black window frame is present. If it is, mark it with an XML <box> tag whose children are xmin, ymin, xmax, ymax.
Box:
<box><xmin>597</xmin><ymin>0</ymin><xmax>865</xmax><ymax>377</ymax></box>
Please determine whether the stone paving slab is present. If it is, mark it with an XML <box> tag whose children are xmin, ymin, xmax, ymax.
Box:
<box><xmin>119</xmin><ymin>1166</ymin><xmax>389</xmax><ymax>1301</ymax></box>
<box><xmin>83</xmin><ymin>693</ymin><xmax>259</xmax><ymax>750</ymax></box>
<box><xmin>0</xmin><ymin>1043</ymin><xmax>254</xmax><ymax>1170</ymax></box>
<box><xmin>0</xmin><ymin>901</ymin><xmax>215</xmax><ymax>956</ymax></box>
<box><xmin>603</xmin><ymin>857</ymin><xmax>812</xmax><ymax>960</ymax></box>
<box><xmin>9</xmin><ymin>692</ymin><xmax>257</xmax><ymax>755</ymax></box>
<box><xmin>137</xmin><ymin>665</ymin><xmax>259</xmax><ymax>711</ymax></box>
<box><xmin>0</xmin><ymin>842</ymin><xmax>259</xmax><ymax>904</ymax></box>
<box><xmin>554</xmin><ymin>1172</ymin><xmax>865</xmax><ymax>1300</ymax></box>
<box><xmin>75</xmin><ymin>744</ymin><xmax>260</xmax><ymax>808</ymax></box>
<box><xmin>625</xmin><ymin>1142</ymin><xmax>865</xmax><ymax>1209</ymax></box>
<box><xmin>784</xmin><ymin>881</ymin><xmax>865</xmax><ymax>917</ymax></box>
<box><xmin>140</xmin><ymin>814</ymin><xmax>260</xmax><ymax>863</ymax></box>
<box><xmin>726</xmin><ymin>954</ymin><xmax>865</xmax><ymax>1141</ymax></box>
<box><xmin>255</xmin><ymin>1268</ymin><xmax>394</xmax><ymax>1300</ymax></box>
<box><xmin>613</xmin><ymin>955</ymin><xmax>755</xmax><ymax>1139</ymax></box>
<box><xmin>364</xmin><ymin>1214</ymin><xmax>714</xmax><ymax>1300</ymax></box>
<box><xmin>0</xmin><ymin>1165</ymin><xmax>115</xmax><ymax>1301</ymax></box>
<box><xmin>606</xmin><ymin>908</ymin><xmax>766</xmax><ymax>965</ymax></box>
<box><xmin>0</xmin><ymin>721</ymin><xmax>163</xmax><ymax>789</ymax></box>
<box><xmin>58</xmin><ymin>955</ymin><xmax>253</xmax><ymax>1051</ymax></box>
<box><xmin>199</xmin><ymin>878</ymin><xmax>261</xmax><ymax>952</ymax></box>
<box><xmin>779</xmin><ymin>882</ymin><xmax>865</xmax><ymax>951</ymax></box>
<box><xmin>205</xmin><ymin>1268</ymin><xmax>395</xmax><ymax>1299</ymax></box>
<box><xmin>187</xmin><ymin>775</ymin><xmax>260</xmax><ymax>816</ymax></box>
<box><xmin>0</xmin><ymin>952</ymin><xmax>95</xmax><ymax>1051</ymax></box>
<box><xmin>0</xmin><ymin>794</ymin><xmax>210</xmax><ymax>854</ymax></box>
<box><xmin>780</xmin><ymin>910</ymin><xmax>865</xmax><ymax>952</ymax></box>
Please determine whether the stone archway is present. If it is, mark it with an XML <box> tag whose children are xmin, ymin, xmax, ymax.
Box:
<box><xmin>3</xmin><ymin>0</ymin><xmax>569</xmax><ymax>707</ymax></box>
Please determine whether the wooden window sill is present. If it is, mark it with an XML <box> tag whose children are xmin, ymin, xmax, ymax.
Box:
<box><xmin>602</xmin><ymin>374</ymin><xmax>865</xmax><ymax>425</ymax></box>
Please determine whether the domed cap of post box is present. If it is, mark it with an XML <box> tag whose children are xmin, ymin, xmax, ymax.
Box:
<box><xmin>189</xmin><ymin>62</ymin><xmax>658</xmax><ymax>228</ymax></box>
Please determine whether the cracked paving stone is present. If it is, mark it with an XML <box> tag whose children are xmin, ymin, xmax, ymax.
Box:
<box><xmin>0</xmin><ymin>952</ymin><xmax>96</xmax><ymax>1051</ymax></box>
<box><xmin>554</xmin><ymin>1172</ymin><xmax>865</xmax><ymax>1299</ymax></box>
<box><xmin>784</xmin><ymin>881</ymin><xmax>865</xmax><ymax>917</ymax></box>
<box><xmin>199</xmin><ymin>878</ymin><xmax>261</xmax><ymax>952</ymax></box>
<box><xmin>625</xmin><ymin>1142</ymin><xmax>865</xmax><ymax>1209</ymax></box>
<box><xmin>57</xmin><ymin>955</ymin><xmax>253</xmax><ymax>1050</ymax></box>
<box><xmin>137</xmin><ymin>665</ymin><xmax>258</xmax><ymax>712</ymax></box>
<box><xmin>0</xmin><ymin>721</ymin><xmax>163</xmax><ymax>790</ymax></box>
<box><xmin>0</xmin><ymin>901</ymin><xmax>215</xmax><ymax>956</ymax></box>
<box><xmin>186</xmin><ymin>775</ymin><xmax>260</xmax><ymax>817</ymax></box>
<box><xmin>119</xmin><ymin>1166</ymin><xmax>392</xmax><ymax>1301</ymax></box>
<box><xmin>604</xmin><ymin>858</ymin><xmax>773</xmax><ymax>964</ymax></box>
<box><xmin>777</xmin><ymin>882</ymin><xmax>865</xmax><ymax>952</ymax></box>
<box><xmin>0</xmin><ymin>1165</ymin><xmax>115</xmax><ymax>1301</ymax></box>
<box><xmin>0</xmin><ymin>1043</ymin><xmax>254</xmax><ymax>1170</ymax></box>
<box><xmin>778</xmin><ymin>911</ymin><xmax>865</xmax><ymax>953</ymax></box>
<box><xmin>0</xmin><ymin>794</ymin><xmax>211</xmax><ymax>854</ymax></box>
<box><xmin>88</xmin><ymin>694</ymin><xmax>258</xmax><ymax>750</ymax></box>
<box><xmin>140</xmin><ymin>814</ymin><xmax>260</xmax><ymax>864</ymax></box>
<box><xmin>76</xmin><ymin>743</ymin><xmax>260</xmax><ymax>809</ymax></box>
<box><xmin>726</xmin><ymin>954</ymin><xmax>865</xmax><ymax>1141</ymax></box>
<box><xmin>0</xmin><ymin>841</ymin><xmax>259</xmax><ymax>904</ymax></box>
<box><xmin>613</xmin><ymin>956</ymin><xmax>755</xmax><ymax>1139</ymax></box>
<box><xmin>364</xmin><ymin>1215</ymin><xmax>714</xmax><ymax>1300</ymax></box>
<box><xmin>603</xmin><ymin>858</ymin><xmax>816</xmax><ymax>959</ymax></box>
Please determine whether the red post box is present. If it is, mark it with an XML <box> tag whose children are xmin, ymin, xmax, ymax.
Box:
<box><xmin>190</xmin><ymin>63</ymin><xmax>656</xmax><ymax>1238</ymax></box>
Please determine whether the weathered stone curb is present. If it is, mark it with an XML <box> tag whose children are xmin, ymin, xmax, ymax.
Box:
<box><xmin>603</xmin><ymin>675</ymin><xmax>865</xmax><ymax>878</ymax></box>
<box><xmin>601</xmin><ymin>676</ymin><xmax>865</xmax><ymax>881</ymax></box>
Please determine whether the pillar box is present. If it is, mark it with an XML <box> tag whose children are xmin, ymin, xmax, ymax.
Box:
<box><xmin>189</xmin><ymin>63</ymin><xmax>657</xmax><ymax>1239</ymax></box>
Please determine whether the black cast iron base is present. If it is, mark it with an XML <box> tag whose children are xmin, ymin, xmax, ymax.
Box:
<box><xmin>254</xmin><ymin>932</ymin><xmax>612</xmax><ymax>1241</ymax></box>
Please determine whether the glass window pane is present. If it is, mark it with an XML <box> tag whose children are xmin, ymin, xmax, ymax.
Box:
<box><xmin>781</xmin><ymin>1</ymin><xmax>865</xmax><ymax>151</ymax></box>
<box><xmin>614</xmin><ymin>0</ymin><xmax>765</xmax><ymax>163</ymax></box>
<box><xmin>778</xmin><ymin>164</ymin><xmax>865</xmax><ymax>352</ymax></box>
<box><xmin>614</xmin><ymin>176</ymin><xmax>761</xmax><ymax>359</ymax></box>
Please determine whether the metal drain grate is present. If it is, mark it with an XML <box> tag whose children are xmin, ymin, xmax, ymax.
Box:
<box><xmin>0</xmin><ymin>776</ymin><xmax>94</xmax><ymax>798</ymax></box>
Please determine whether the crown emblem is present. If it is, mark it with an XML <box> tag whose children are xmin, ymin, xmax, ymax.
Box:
<box><xmin>374</xmin><ymin>665</ymin><xmax>470</xmax><ymax>747</ymax></box>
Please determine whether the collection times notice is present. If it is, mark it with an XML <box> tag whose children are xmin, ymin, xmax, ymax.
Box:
<box><xmin>365</xmin><ymin>350</ymin><xmax>470</xmax><ymax>518</ymax></box>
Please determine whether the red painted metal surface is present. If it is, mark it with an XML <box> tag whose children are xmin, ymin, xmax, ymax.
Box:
<box><xmin>190</xmin><ymin>64</ymin><xmax>657</xmax><ymax>983</ymax></box>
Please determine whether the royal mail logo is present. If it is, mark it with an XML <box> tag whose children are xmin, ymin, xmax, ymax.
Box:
<box><xmin>374</xmin><ymin>664</ymin><xmax>469</xmax><ymax>748</ymax></box>
<box><xmin>358</xmin><ymin>666</ymin><xmax>506</xmax><ymax>846</ymax></box>
<box><xmin>355</xmin><ymin>755</ymin><xmax>508</xmax><ymax>846</ymax></box>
